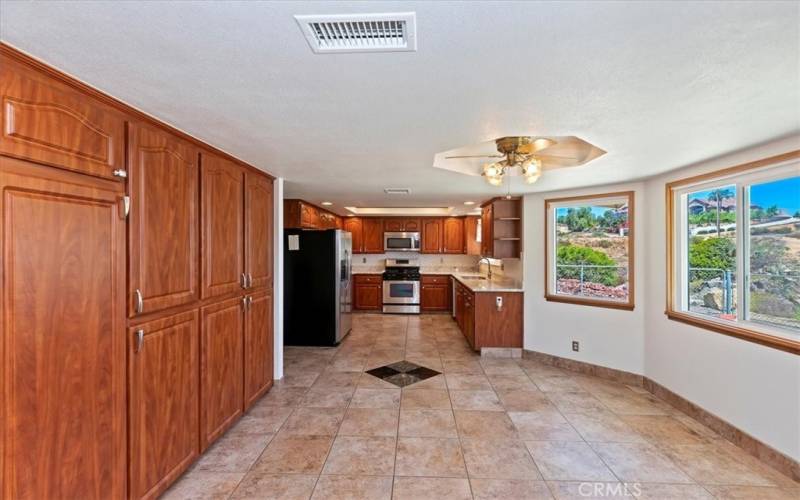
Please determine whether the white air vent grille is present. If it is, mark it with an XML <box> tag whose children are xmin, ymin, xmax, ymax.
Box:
<box><xmin>295</xmin><ymin>12</ymin><xmax>417</xmax><ymax>53</ymax></box>
<box><xmin>384</xmin><ymin>188</ymin><xmax>411</xmax><ymax>195</ymax></box>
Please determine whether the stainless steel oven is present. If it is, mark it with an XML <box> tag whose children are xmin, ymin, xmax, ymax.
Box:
<box><xmin>384</xmin><ymin>232</ymin><xmax>420</xmax><ymax>252</ymax></box>
<box><xmin>382</xmin><ymin>258</ymin><xmax>420</xmax><ymax>314</ymax></box>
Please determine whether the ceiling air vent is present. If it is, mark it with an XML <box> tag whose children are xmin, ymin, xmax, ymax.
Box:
<box><xmin>384</xmin><ymin>188</ymin><xmax>411</xmax><ymax>195</ymax></box>
<box><xmin>294</xmin><ymin>12</ymin><xmax>417</xmax><ymax>54</ymax></box>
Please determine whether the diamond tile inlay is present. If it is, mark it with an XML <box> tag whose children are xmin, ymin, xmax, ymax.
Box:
<box><xmin>366</xmin><ymin>361</ymin><xmax>441</xmax><ymax>388</ymax></box>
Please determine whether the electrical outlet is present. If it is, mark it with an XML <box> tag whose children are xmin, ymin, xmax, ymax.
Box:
<box><xmin>572</xmin><ymin>341</ymin><xmax>580</xmax><ymax>352</ymax></box>
<box><xmin>362</xmin><ymin>257</ymin><xmax>366</xmax><ymax>263</ymax></box>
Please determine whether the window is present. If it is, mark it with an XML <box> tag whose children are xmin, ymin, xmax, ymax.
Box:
<box><xmin>667</xmin><ymin>151</ymin><xmax>800</xmax><ymax>354</ymax></box>
<box><xmin>545</xmin><ymin>191</ymin><xmax>635</xmax><ymax>310</ymax></box>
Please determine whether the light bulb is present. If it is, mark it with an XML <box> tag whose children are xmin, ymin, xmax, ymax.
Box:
<box><xmin>486</xmin><ymin>175</ymin><xmax>503</xmax><ymax>186</ymax></box>
<box><xmin>524</xmin><ymin>172</ymin><xmax>541</xmax><ymax>184</ymax></box>
<box><xmin>483</xmin><ymin>162</ymin><xmax>500</xmax><ymax>177</ymax></box>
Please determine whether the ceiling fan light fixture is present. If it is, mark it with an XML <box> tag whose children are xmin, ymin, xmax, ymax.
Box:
<box><xmin>483</xmin><ymin>162</ymin><xmax>502</xmax><ymax>178</ymax></box>
<box><xmin>486</xmin><ymin>175</ymin><xmax>503</xmax><ymax>186</ymax></box>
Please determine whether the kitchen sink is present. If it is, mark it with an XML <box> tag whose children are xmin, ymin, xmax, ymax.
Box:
<box><xmin>460</xmin><ymin>274</ymin><xmax>487</xmax><ymax>280</ymax></box>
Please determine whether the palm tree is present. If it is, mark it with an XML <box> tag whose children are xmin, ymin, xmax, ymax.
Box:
<box><xmin>707</xmin><ymin>188</ymin><xmax>733</xmax><ymax>237</ymax></box>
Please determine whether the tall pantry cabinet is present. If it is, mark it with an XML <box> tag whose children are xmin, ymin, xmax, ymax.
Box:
<box><xmin>0</xmin><ymin>44</ymin><xmax>275</xmax><ymax>500</ymax></box>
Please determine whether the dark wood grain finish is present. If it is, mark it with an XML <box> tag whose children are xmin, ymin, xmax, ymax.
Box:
<box><xmin>473</xmin><ymin>292</ymin><xmax>523</xmax><ymax>349</ymax></box>
<box><xmin>128</xmin><ymin>311</ymin><xmax>199</xmax><ymax>500</ymax></box>
<box><xmin>283</xmin><ymin>199</ymin><xmax>340</xmax><ymax>229</ymax></box>
<box><xmin>200</xmin><ymin>297</ymin><xmax>244</xmax><ymax>449</ymax></box>
<box><xmin>129</xmin><ymin>122</ymin><xmax>199</xmax><ymax>316</ymax></box>
<box><xmin>343</xmin><ymin>217</ymin><xmax>363</xmax><ymax>253</ymax></box>
<box><xmin>244</xmin><ymin>290</ymin><xmax>274</xmax><ymax>410</ymax></box>
<box><xmin>420</xmin><ymin>275</ymin><xmax>449</xmax><ymax>285</ymax></box>
<box><xmin>201</xmin><ymin>153</ymin><xmax>244</xmax><ymax>299</ymax></box>
<box><xmin>0</xmin><ymin>157</ymin><xmax>126</xmax><ymax>500</ymax></box>
<box><xmin>442</xmin><ymin>217</ymin><xmax>465</xmax><ymax>254</ymax></box>
<box><xmin>481</xmin><ymin>205</ymin><xmax>493</xmax><ymax>256</ymax></box>
<box><xmin>245</xmin><ymin>172</ymin><xmax>273</xmax><ymax>290</ymax></box>
<box><xmin>362</xmin><ymin>218</ymin><xmax>384</xmax><ymax>253</ymax></box>
<box><xmin>421</xmin><ymin>218</ymin><xmax>443</xmax><ymax>253</ymax></box>
<box><xmin>384</xmin><ymin>217</ymin><xmax>421</xmax><ymax>232</ymax></box>
<box><xmin>353</xmin><ymin>276</ymin><xmax>382</xmax><ymax>310</ymax></box>
<box><xmin>421</xmin><ymin>284</ymin><xmax>450</xmax><ymax>312</ymax></box>
<box><xmin>354</xmin><ymin>274</ymin><xmax>383</xmax><ymax>284</ymax></box>
<box><xmin>0</xmin><ymin>55</ymin><xmax>127</xmax><ymax>180</ymax></box>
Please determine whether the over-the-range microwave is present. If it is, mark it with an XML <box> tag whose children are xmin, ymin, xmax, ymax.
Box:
<box><xmin>384</xmin><ymin>232</ymin><xmax>420</xmax><ymax>252</ymax></box>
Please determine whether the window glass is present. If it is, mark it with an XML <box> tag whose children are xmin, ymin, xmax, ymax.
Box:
<box><xmin>554</xmin><ymin>200</ymin><xmax>630</xmax><ymax>302</ymax></box>
<box><xmin>747</xmin><ymin>175</ymin><xmax>800</xmax><ymax>331</ymax></box>
<box><xmin>685</xmin><ymin>185</ymin><xmax>737</xmax><ymax>321</ymax></box>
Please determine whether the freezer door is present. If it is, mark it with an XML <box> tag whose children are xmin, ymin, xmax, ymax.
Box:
<box><xmin>336</xmin><ymin>230</ymin><xmax>353</xmax><ymax>342</ymax></box>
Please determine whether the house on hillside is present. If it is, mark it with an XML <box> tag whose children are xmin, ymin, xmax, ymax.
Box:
<box><xmin>688</xmin><ymin>197</ymin><xmax>762</xmax><ymax>214</ymax></box>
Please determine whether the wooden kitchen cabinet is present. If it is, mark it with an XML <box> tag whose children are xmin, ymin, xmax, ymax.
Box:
<box><xmin>353</xmin><ymin>274</ymin><xmax>383</xmax><ymax>310</ymax></box>
<box><xmin>244</xmin><ymin>289</ymin><xmax>274</xmax><ymax>410</ymax></box>
<box><xmin>200</xmin><ymin>297</ymin><xmax>244</xmax><ymax>449</ymax></box>
<box><xmin>129</xmin><ymin>122</ymin><xmax>199</xmax><ymax>316</ymax></box>
<box><xmin>201</xmin><ymin>153</ymin><xmax>245</xmax><ymax>299</ymax></box>
<box><xmin>384</xmin><ymin>217</ymin><xmax>421</xmax><ymax>232</ymax></box>
<box><xmin>284</xmin><ymin>199</ymin><xmax>341</xmax><ymax>230</ymax></box>
<box><xmin>0</xmin><ymin>54</ymin><xmax>127</xmax><ymax>180</ymax></box>
<box><xmin>362</xmin><ymin>217</ymin><xmax>384</xmax><ymax>253</ymax></box>
<box><xmin>245</xmin><ymin>171</ymin><xmax>274</xmax><ymax>290</ymax></box>
<box><xmin>421</xmin><ymin>275</ymin><xmax>450</xmax><ymax>311</ymax></box>
<box><xmin>481</xmin><ymin>198</ymin><xmax>522</xmax><ymax>258</ymax></box>
<box><xmin>0</xmin><ymin>157</ymin><xmax>127</xmax><ymax>500</ymax></box>
<box><xmin>128</xmin><ymin>311</ymin><xmax>199</xmax><ymax>500</ymax></box>
<box><xmin>443</xmin><ymin>217</ymin><xmax>465</xmax><ymax>254</ymax></box>
<box><xmin>464</xmin><ymin>216</ymin><xmax>481</xmax><ymax>255</ymax></box>
<box><xmin>343</xmin><ymin>217</ymin><xmax>364</xmax><ymax>253</ymax></box>
<box><xmin>453</xmin><ymin>278</ymin><xmax>522</xmax><ymax>351</ymax></box>
<box><xmin>421</xmin><ymin>218</ymin><xmax>443</xmax><ymax>253</ymax></box>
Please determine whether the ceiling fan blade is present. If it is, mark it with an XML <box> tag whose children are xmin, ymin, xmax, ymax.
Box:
<box><xmin>534</xmin><ymin>153</ymin><xmax>583</xmax><ymax>161</ymax></box>
<box><xmin>445</xmin><ymin>154</ymin><xmax>504</xmax><ymax>159</ymax></box>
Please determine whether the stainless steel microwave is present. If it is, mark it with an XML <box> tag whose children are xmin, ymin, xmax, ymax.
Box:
<box><xmin>384</xmin><ymin>232</ymin><xmax>420</xmax><ymax>252</ymax></box>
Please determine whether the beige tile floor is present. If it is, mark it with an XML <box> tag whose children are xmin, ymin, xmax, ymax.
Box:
<box><xmin>163</xmin><ymin>314</ymin><xmax>799</xmax><ymax>500</ymax></box>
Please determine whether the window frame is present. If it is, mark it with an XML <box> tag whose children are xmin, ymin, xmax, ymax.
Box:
<box><xmin>544</xmin><ymin>191</ymin><xmax>635</xmax><ymax>311</ymax></box>
<box><xmin>666</xmin><ymin>150</ymin><xmax>800</xmax><ymax>355</ymax></box>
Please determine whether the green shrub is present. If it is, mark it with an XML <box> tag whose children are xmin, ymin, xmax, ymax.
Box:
<box><xmin>556</xmin><ymin>245</ymin><xmax>620</xmax><ymax>286</ymax></box>
<box><xmin>688</xmin><ymin>237</ymin><xmax>735</xmax><ymax>280</ymax></box>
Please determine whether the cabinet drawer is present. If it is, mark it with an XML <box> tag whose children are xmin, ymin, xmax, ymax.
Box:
<box><xmin>354</xmin><ymin>274</ymin><xmax>382</xmax><ymax>284</ymax></box>
<box><xmin>421</xmin><ymin>275</ymin><xmax>449</xmax><ymax>285</ymax></box>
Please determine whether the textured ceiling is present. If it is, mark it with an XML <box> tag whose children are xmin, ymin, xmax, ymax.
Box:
<box><xmin>1</xmin><ymin>1</ymin><xmax>798</xmax><ymax>215</ymax></box>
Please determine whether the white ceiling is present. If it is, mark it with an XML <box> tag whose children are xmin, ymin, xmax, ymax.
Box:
<box><xmin>1</xmin><ymin>1</ymin><xmax>798</xmax><ymax>215</ymax></box>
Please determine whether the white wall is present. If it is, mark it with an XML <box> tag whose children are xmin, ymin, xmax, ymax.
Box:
<box><xmin>274</xmin><ymin>178</ymin><xmax>284</xmax><ymax>380</ymax></box>
<box><xmin>521</xmin><ymin>135</ymin><xmax>800</xmax><ymax>461</ymax></box>
<box><xmin>643</xmin><ymin>136</ymin><xmax>800</xmax><ymax>461</ymax></box>
<box><xmin>523</xmin><ymin>184</ymin><xmax>647</xmax><ymax>375</ymax></box>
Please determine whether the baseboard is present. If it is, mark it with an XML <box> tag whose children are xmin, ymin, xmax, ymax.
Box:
<box><xmin>522</xmin><ymin>349</ymin><xmax>644</xmax><ymax>386</ymax></box>
<box><xmin>522</xmin><ymin>349</ymin><xmax>800</xmax><ymax>482</ymax></box>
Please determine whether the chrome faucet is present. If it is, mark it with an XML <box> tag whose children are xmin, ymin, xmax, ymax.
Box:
<box><xmin>478</xmin><ymin>257</ymin><xmax>493</xmax><ymax>280</ymax></box>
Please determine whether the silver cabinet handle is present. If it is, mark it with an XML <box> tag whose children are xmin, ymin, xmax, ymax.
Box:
<box><xmin>242</xmin><ymin>296</ymin><xmax>248</xmax><ymax>309</ymax></box>
<box><xmin>134</xmin><ymin>329</ymin><xmax>144</xmax><ymax>353</ymax></box>
<box><xmin>247</xmin><ymin>296</ymin><xmax>254</xmax><ymax>306</ymax></box>
<box><xmin>241</xmin><ymin>273</ymin><xmax>247</xmax><ymax>289</ymax></box>
<box><xmin>247</xmin><ymin>273</ymin><xmax>253</xmax><ymax>288</ymax></box>
<box><xmin>134</xmin><ymin>289</ymin><xmax>144</xmax><ymax>314</ymax></box>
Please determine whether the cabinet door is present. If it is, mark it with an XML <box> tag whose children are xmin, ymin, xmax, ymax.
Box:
<box><xmin>0</xmin><ymin>157</ymin><xmax>126</xmax><ymax>500</ymax></box>
<box><xmin>354</xmin><ymin>284</ymin><xmax>381</xmax><ymax>310</ymax></box>
<box><xmin>200</xmin><ymin>297</ymin><xmax>244</xmax><ymax>448</ymax></box>
<box><xmin>421</xmin><ymin>218</ymin><xmax>443</xmax><ymax>253</ymax></box>
<box><xmin>464</xmin><ymin>216</ymin><xmax>481</xmax><ymax>256</ymax></box>
<box><xmin>403</xmin><ymin>218</ymin><xmax>421</xmax><ymax>231</ymax></box>
<box><xmin>0</xmin><ymin>56</ymin><xmax>126</xmax><ymax>180</ymax></box>
<box><xmin>300</xmin><ymin>202</ymin><xmax>319</xmax><ymax>228</ymax></box>
<box><xmin>464</xmin><ymin>297</ymin><xmax>476</xmax><ymax>349</ymax></box>
<box><xmin>201</xmin><ymin>153</ymin><xmax>244</xmax><ymax>299</ymax></box>
<box><xmin>443</xmin><ymin>217</ymin><xmax>464</xmax><ymax>254</ymax></box>
<box><xmin>481</xmin><ymin>205</ymin><xmax>493</xmax><ymax>257</ymax></box>
<box><xmin>244</xmin><ymin>290</ymin><xmax>274</xmax><ymax>410</ymax></box>
<box><xmin>343</xmin><ymin>217</ymin><xmax>363</xmax><ymax>253</ymax></box>
<box><xmin>384</xmin><ymin>218</ymin><xmax>404</xmax><ymax>232</ymax></box>
<box><xmin>245</xmin><ymin>172</ymin><xmax>273</xmax><ymax>290</ymax></box>
<box><xmin>362</xmin><ymin>218</ymin><xmax>384</xmax><ymax>253</ymax></box>
<box><xmin>129</xmin><ymin>123</ymin><xmax>199</xmax><ymax>316</ymax></box>
<box><xmin>128</xmin><ymin>311</ymin><xmax>199</xmax><ymax>500</ymax></box>
<box><xmin>421</xmin><ymin>285</ymin><xmax>449</xmax><ymax>311</ymax></box>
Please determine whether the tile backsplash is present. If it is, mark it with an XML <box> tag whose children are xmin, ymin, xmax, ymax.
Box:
<box><xmin>354</xmin><ymin>252</ymin><xmax>480</xmax><ymax>270</ymax></box>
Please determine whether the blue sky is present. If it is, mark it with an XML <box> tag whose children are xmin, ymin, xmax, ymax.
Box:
<box><xmin>688</xmin><ymin>176</ymin><xmax>799</xmax><ymax>214</ymax></box>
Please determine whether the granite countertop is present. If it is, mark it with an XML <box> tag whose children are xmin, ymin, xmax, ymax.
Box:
<box><xmin>351</xmin><ymin>266</ymin><xmax>523</xmax><ymax>293</ymax></box>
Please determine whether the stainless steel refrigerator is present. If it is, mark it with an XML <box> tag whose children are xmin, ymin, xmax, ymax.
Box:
<box><xmin>283</xmin><ymin>229</ymin><xmax>352</xmax><ymax>346</ymax></box>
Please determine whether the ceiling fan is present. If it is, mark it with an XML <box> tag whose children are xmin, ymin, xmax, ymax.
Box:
<box><xmin>441</xmin><ymin>136</ymin><xmax>606</xmax><ymax>186</ymax></box>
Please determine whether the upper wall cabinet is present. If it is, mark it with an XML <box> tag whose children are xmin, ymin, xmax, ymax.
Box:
<box><xmin>245</xmin><ymin>172</ymin><xmax>273</xmax><ymax>290</ymax></box>
<box><xmin>201</xmin><ymin>152</ymin><xmax>245</xmax><ymax>299</ymax></box>
<box><xmin>442</xmin><ymin>217</ymin><xmax>465</xmax><ymax>254</ymax></box>
<box><xmin>284</xmin><ymin>199</ymin><xmax>340</xmax><ymax>230</ymax></box>
<box><xmin>422</xmin><ymin>218</ymin><xmax>443</xmax><ymax>253</ymax></box>
<box><xmin>362</xmin><ymin>218</ymin><xmax>384</xmax><ymax>253</ymax></box>
<box><xmin>481</xmin><ymin>198</ymin><xmax>522</xmax><ymax>258</ymax></box>
<box><xmin>343</xmin><ymin>217</ymin><xmax>364</xmax><ymax>253</ymax></box>
<box><xmin>0</xmin><ymin>55</ymin><xmax>127</xmax><ymax>180</ymax></box>
<box><xmin>129</xmin><ymin>122</ymin><xmax>199</xmax><ymax>316</ymax></box>
<box><xmin>384</xmin><ymin>218</ymin><xmax>421</xmax><ymax>232</ymax></box>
